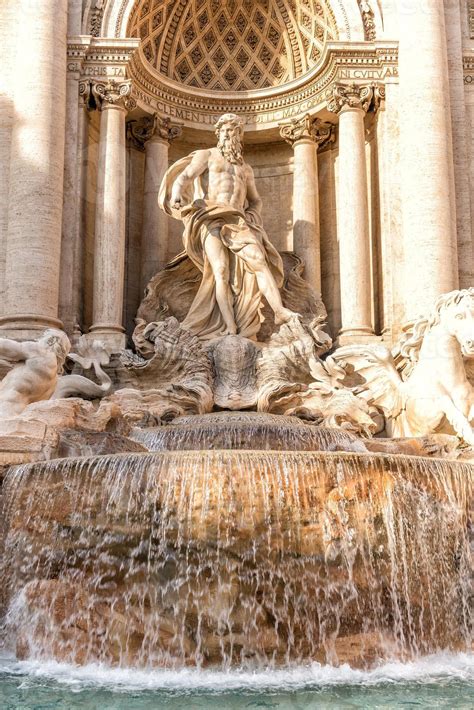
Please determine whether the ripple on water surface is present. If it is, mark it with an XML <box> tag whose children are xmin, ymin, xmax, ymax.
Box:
<box><xmin>0</xmin><ymin>652</ymin><xmax>473</xmax><ymax>709</ymax></box>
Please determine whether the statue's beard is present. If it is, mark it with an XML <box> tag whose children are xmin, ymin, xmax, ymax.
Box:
<box><xmin>218</xmin><ymin>135</ymin><xmax>243</xmax><ymax>165</ymax></box>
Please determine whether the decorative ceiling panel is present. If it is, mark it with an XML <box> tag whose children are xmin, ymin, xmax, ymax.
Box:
<box><xmin>128</xmin><ymin>0</ymin><xmax>338</xmax><ymax>91</ymax></box>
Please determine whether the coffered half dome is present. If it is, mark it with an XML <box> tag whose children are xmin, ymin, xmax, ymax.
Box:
<box><xmin>127</xmin><ymin>0</ymin><xmax>339</xmax><ymax>92</ymax></box>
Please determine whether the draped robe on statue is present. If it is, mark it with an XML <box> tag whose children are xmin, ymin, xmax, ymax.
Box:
<box><xmin>158</xmin><ymin>153</ymin><xmax>284</xmax><ymax>341</ymax></box>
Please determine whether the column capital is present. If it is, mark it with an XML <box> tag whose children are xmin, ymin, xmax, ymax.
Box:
<box><xmin>127</xmin><ymin>114</ymin><xmax>182</xmax><ymax>151</ymax></box>
<box><xmin>279</xmin><ymin>114</ymin><xmax>335</xmax><ymax>149</ymax></box>
<box><xmin>327</xmin><ymin>83</ymin><xmax>375</xmax><ymax>116</ymax></box>
<box><xmin>149</xmin><ymin>114</ymin><xmax>183</xmax><ymax>145</ymax></box>
<box><xmin>78</xmin><ymin>80</ymin><xmax>91</xmax><ymax>109</ymax></box>
<box><xmin>91</xmin><ymin>79</ymin><xmax>136</xmax><ymax>112</ymax></box>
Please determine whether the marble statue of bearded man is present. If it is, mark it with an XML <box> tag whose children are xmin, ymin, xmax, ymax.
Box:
<box><xmin>158</xmin><ymin>113</ymin><xmax>296</xmax><ymax>340</ymax></box>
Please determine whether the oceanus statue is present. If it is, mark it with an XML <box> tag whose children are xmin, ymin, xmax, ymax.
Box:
<box><xmin>334</xmin><ymin>288</ymin><xmax>474</xmax><ymax>445</ymax></box>
<box><xmin>158</xmin><ymin>112</ymin><xmax>297</xmax><ymax>340</ymax></box>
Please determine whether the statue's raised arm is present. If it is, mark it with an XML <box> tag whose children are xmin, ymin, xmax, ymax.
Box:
<box><xmin>0</xmin><ymin>338</ymin><xmax>28</xmax><ymax>365</ymax></box>
<box><xmin>169</xmin><ymin>149</ymin><xmax>211</xmax><ymax>212</ymax></box>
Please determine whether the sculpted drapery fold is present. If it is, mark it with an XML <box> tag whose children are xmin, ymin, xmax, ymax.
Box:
<box><xmin>158</xmin><ymin>119</ymin><xmax>288</xmax><ymax>341</ymax></box>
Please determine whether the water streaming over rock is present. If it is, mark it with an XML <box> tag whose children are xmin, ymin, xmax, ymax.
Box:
<box><xmin>130</xmin><ymin>412</ymin><xmax>368</xmax><ymax>453</ymax></box>
<box><xmin>1</xmin><ymin>444</ymin><xmax>472</xmax><ymax>670</ymax></box>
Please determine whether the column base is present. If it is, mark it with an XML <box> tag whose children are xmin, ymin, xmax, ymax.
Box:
<box><xmin>86</xmin><ymin>325</ymin><xmax>126</xmax><ymax>353</ymax></box>
<box><xmin>336</xmin><ymin>328</ymin><xmax>381</xmax><ymax>347</ymax></box>
<box><xmin>0</xmin><ymin>314</ymin><xmax>64</xmax><ymax>341</ymax></box>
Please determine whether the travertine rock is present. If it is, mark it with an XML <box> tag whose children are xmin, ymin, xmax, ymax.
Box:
<box><xmin>209</xmin><ymin>335</ymin><xmax>259</xmax><ymax>410</ymax></box>
<box><xmin>110</xmin><ymin>317</ymin><xmax>213</xmax><ymax>422</ymax></box>
<box><xmin>5</xmin><ymin>449</ymin><xmax>471</xmax><ymax>669</ymax></box>
<box><xmin>0</xmin><ymin>398</ymin><xmax>124</xmax><ymax>466</ymax></box>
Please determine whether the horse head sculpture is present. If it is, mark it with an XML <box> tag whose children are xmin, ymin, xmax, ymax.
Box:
<box><xmin>333</xmin><ymin>289</ymin><xmax>474</xmax><ymax>446</ymax></box>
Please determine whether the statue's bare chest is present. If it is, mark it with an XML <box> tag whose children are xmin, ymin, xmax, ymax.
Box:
<box><xmin>208</xmin><ymin>155</ymin><xmax>247</xmax><ymax>185</ymax></box>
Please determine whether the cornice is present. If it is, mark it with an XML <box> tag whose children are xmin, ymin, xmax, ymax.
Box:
<box><xmin>67</xmin><ymin>36</ymin><xmax>140</xmax><ymax>81</ymax></box>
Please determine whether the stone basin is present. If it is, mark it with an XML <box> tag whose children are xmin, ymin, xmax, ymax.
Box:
<box><xmin>2</xmin><ymin>444</ymin><xmax>472</xmax><ymax>670</ymax></box>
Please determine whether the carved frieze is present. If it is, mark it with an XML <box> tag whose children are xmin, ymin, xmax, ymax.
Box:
<box><xmin>128</xmin><ymin>43</ymin><xmax>398</xmax><ymax>129</ymax></box>
<box><xmin>357</xmin><ymin>1</ymin><xmax>376</xmax><ymax>41</ymax></box>
<box><xmin>89</xmin><ymin>1</ymin><xmax>105</xmax><ymax>38</ymax></box>
<box><xmin>68</xmin><ymin>37</ymin><xmax>396</xmax><ymax>131</ymax></box>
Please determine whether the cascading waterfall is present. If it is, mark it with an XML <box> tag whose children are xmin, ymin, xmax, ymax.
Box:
<box><xmin>130</xmin><ymin>412</ymin><xmax>368</xmax><ymax>453</ymax></box>
<box><xmin>1</xmin><ymin>442</ymin><xmax>472</xmax><ymax>670</ymax></box>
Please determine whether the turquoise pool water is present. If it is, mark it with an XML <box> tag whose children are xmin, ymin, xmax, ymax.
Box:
<box><xmin>0</xmin><ymin>653</ymin><xmax>472</xmax><ymax>709</ymax></box>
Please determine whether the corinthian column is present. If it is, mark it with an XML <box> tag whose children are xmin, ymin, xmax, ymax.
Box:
<box><xmin>398</xmin><ymin>1</ymin><xmax>458</xmax><ymax>320</ymax></box>
<box><xmin>0</xmin><ymin>0</ymin><xmax>68</xmax><ymax>336</ymax></box>
<box><xmin>130</xmin><ymin>115</ymin><xmax>182</xmax><ymax>292</ymax></box>
<box><xmin>89</xmin><ymin>80</ymin><xmax>134</xmax><ymax>350</ymax></box>
<box><xmin>280</xmin><ymin>115</ymin><xmax>334</xmax><ymax>292</ymax></box>
<box><xmin>328</xmin><ymin>83</ymin><xmax>374</xmax><ymax>343</ymax></box>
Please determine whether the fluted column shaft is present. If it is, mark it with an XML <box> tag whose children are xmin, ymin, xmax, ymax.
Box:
<box><xmin>293</xmin><ymin>138</ymin><xmax>320</xmax><ymax>291</ymax></box>
<box><xmin>143</xmin><ymin>138</ymin><xmax>170</xmax><ymax>289</ymax></box>
<box><xmin>280</xmin><ymin>115</ymin><xmax>333</xmax><ymax>293</ymax></box>
<box><xmin>89</xmin><ymin>80</ymin><xmax>132</xmax><ymax>350</ymax></box>
<box><xmin>0</xmin><ymin>0</ymin><xmax>68</xmax><ymax>335</ymax></box>
<box><xmin>398</xmin><ymin>0</ymin><xmax>458</xmax><ymax>320</ymax></box>
<box><xmin>59</xmin><ymin>58</ymin><xmax>91</xmax><ymax>336</ymax></box>
<box><xmin>328</xmin><ymin>84</ymin><xmax>374</xmax><ymax>342</ymax></box>
<box><xmin>131</xmin><ymin>115</ymin><xmax>182</xmax><ymax>292</ymax></box>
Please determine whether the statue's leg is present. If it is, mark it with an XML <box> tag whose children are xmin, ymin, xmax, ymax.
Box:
<box><xmin>240</xmin><ymin>244</ymin><xmax>298</xmax><ymax>324</ymax></box>
<box><xmin>441</xmin><ymin>395</ymin><xmax>474</xmax><ymax>446</ymax></box>
<box><xmin>204</xmin><ymin>229</ymin><xmax>237</xmax><ymax>334</ymax></box>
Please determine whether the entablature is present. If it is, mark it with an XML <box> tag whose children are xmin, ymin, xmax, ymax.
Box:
<box><xmin>67</xmin><ymin>37</ymin><xmax>397</xmax><ymax>133</ymax></box>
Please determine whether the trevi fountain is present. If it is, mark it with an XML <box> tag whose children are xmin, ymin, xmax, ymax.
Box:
<box><xmin>0</xmin><ymin>1</ymin><xmax>473</xmax><ymax>708</ymax></box>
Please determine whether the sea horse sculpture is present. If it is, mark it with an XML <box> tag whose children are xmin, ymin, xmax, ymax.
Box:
<box><xmin>334</xmin><ymin>288</ymin><xmax>474</xmax><ymax>445</ymax></box>
<box><xmin>53</xmin><ymin>336</ymin><xmax>112</xmax><ymax>400</ymax></box>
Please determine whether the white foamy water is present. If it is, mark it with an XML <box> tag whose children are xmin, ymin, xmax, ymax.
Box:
<box><xmin>1</xmin><ymin>652</ymin><xmax>472</xmax><ymax>693</ymax></box>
